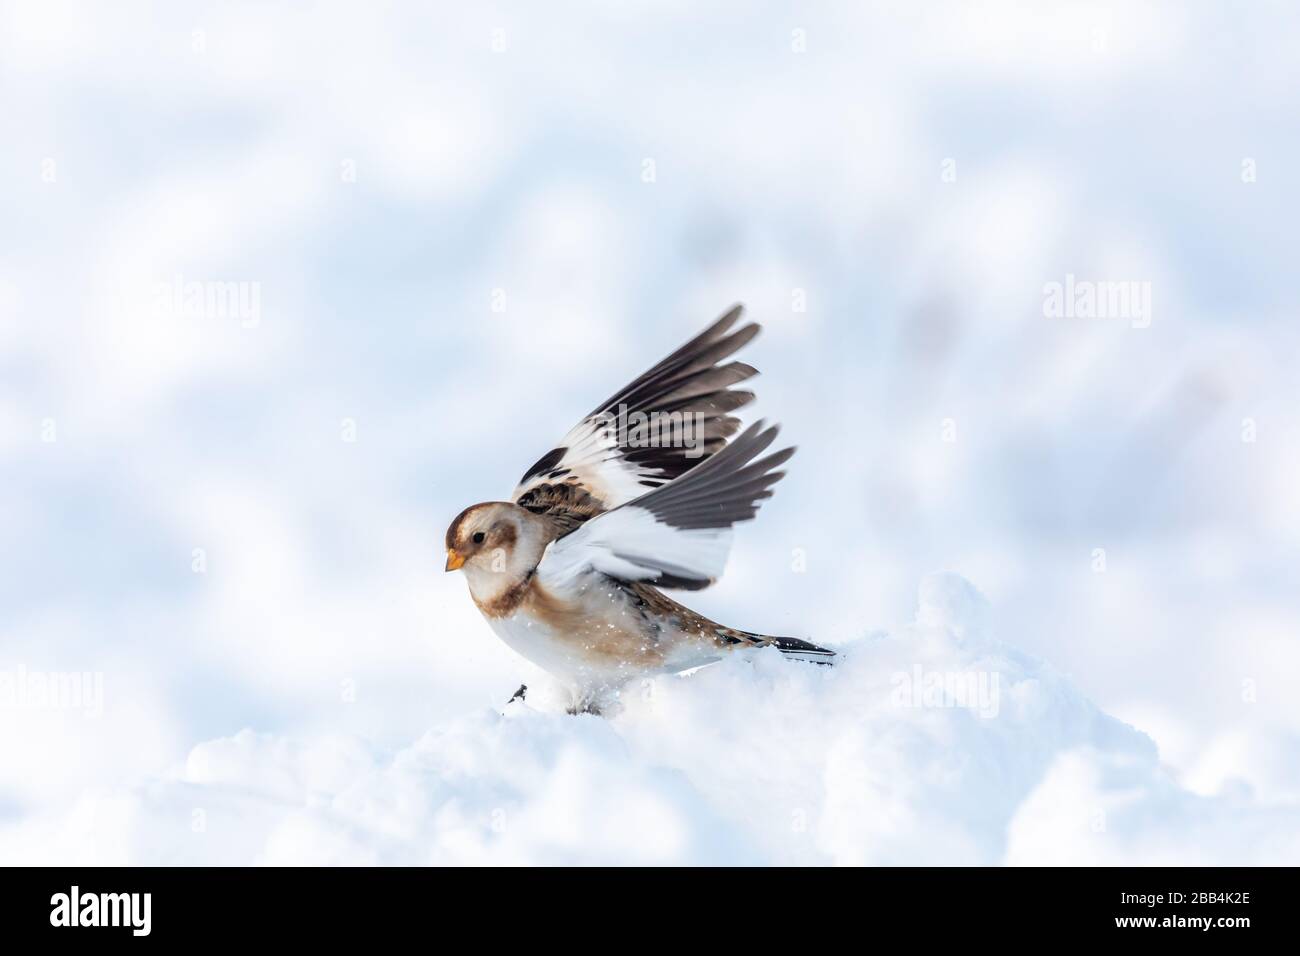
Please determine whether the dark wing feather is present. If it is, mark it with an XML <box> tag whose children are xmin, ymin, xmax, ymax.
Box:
<box><xmin>627</xmin><ymin>420</ymin><xmax>794</xmax><ymax>531</ymax></box>
<box><xmin>513</xmin><ymin>305</ymin><xmax>762</xmax><ymax>527</ymax></box>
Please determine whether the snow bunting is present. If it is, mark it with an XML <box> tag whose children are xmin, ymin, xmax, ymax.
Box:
<box><xmin>445</xmin><ymin>305</ymin><xmax>833</xmax><ymax>712</ymax></box>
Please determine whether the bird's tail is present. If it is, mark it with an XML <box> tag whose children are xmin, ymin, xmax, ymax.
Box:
<box><xmin>768</xmin><ymin>634</ymin><xmax>836</xmax><ymax>664</ymax></box>
<box><xmin>715</xmin><ymin>621</ymin><xmax>835</xmax><ymax>664</ymax></box>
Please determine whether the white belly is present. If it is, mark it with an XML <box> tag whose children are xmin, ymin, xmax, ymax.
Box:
<box><xmin>485</xmin><ymin>610</ymin><xmax>645</xmax><ymax>694</ymax></box>
<box><xmin>483</xmin><ymin>605</ymin><xmax>721</xmax><ymax>707</ymax></box>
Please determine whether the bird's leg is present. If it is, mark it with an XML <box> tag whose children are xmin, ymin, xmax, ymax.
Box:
<box><xmin>506</xmin><ymin>683</ymin><xmax>527</xmax><ymax>705</ymax></box>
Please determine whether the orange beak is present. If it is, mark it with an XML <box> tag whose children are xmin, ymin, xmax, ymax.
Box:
<box><xmin>444</xmin><ymin>548</ymin><xmax>466</xmax><ymax>572</ymax></box>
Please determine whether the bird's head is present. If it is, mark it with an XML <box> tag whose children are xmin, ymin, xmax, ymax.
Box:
<box><xmin>443</xmin><ymin>502</ymin><xmax>535</xmax><ymax>577</ymax></box>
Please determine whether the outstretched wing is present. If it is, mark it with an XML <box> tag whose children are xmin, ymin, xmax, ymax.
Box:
<box><xmin>537</xmin><ymin>421</ymin><xmax>794</xmax><ymax>591</ymax></box>
<box><xmin>512</xmin><ymin>305</ymin><xmax>760</xmax><ymax>532</ymax></box>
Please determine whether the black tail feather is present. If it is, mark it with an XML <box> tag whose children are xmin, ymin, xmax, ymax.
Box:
<box><xmin>769</xmin><ymin>635</ymin><xmax>836</xmax><ymax>664</ymax></box>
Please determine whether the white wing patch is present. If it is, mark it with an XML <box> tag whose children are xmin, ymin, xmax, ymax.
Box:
<box><xmin>514</xmin><ymin>417</ymin><xmax>660</xmax><ymax>510</ymax></box>
<box><xmin>538</xmin><ymin>506</ymin><xmax>733</xmax><ymax>595</ymax></box>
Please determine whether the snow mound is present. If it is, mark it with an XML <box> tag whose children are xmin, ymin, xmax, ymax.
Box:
<box><xmin>5</xmin><ymin>574</ymin><xmax>1296</xmax><ymax>865</ymax></box>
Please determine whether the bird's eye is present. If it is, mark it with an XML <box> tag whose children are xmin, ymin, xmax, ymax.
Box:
<box><xmin>472</xmin><ymin>532</ymin><xmax>486</xmax><ymax>544</ymax></box>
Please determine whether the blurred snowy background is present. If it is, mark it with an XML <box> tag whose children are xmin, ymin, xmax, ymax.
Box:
<box><xmin>2</xmin><ymin>1</ymin><xmax>1299</xmax><ymax>863</ymax></box>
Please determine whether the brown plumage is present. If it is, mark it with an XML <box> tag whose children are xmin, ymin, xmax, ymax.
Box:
<box><xmin>443</xmin><ymin>306</ymin><xmax>834</xmax><ymax>713</ymax></box>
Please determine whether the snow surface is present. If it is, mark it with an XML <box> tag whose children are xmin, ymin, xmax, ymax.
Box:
<box><xmin>5</xmin><ymin>573</ymin><xmax>1296</xmax><ymax>866</ymax></box>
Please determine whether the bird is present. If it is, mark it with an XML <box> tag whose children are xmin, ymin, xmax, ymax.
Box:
<box><xmin>444</xmin><ymin>305</ymin><xmax>834</xmax><ymax>713</ymax></box>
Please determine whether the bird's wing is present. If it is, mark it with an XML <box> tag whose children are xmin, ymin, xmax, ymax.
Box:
<box><xmin>511</xmin><ymin>305</ymin><xmax>760</xmax><ymax>532</ymax></box>
<box><xmin>537</xmin><ymin>421</ymin><xmax>794</xmax><ymax>592</ymax></box>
